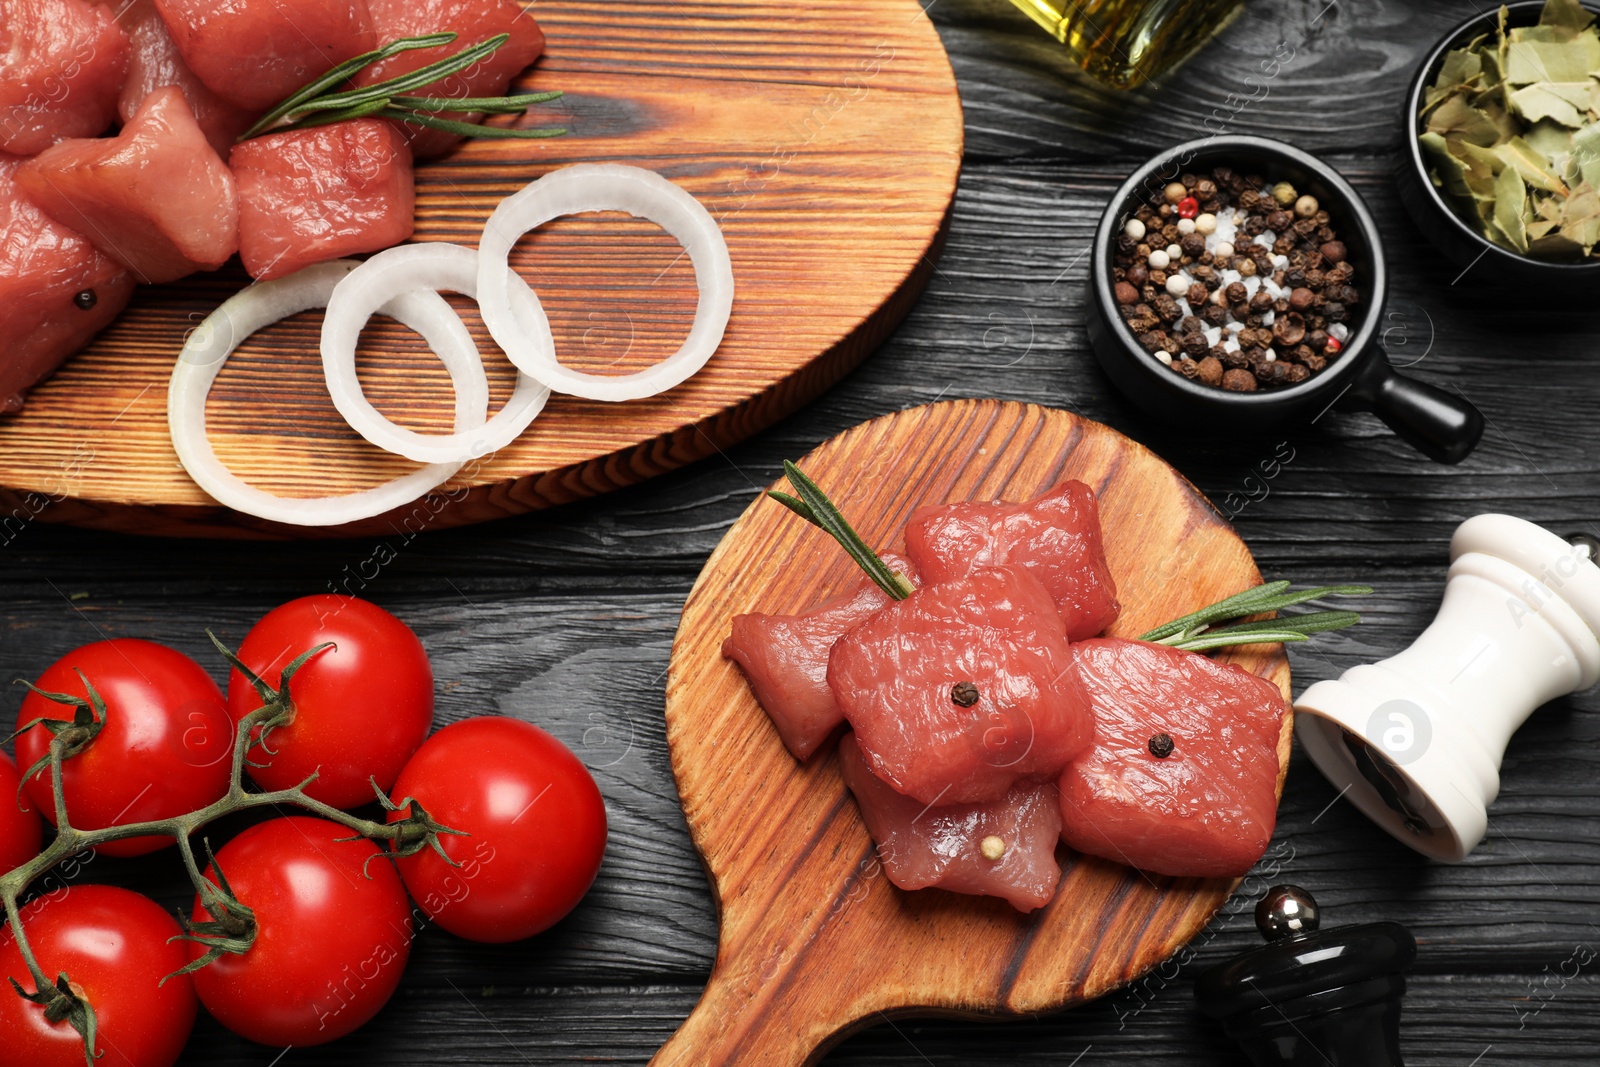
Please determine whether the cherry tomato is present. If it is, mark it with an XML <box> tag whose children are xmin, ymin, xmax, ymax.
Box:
<box><xmin>188</xmin><ymin>816</ymin><xmax>412</xmax><ymax>1046</ymax></box>
<box><xmin>388</xmin><ymin>716</ymin><xmax>606</xmax><ymax>943</ymax></box>
<box><xmin>0</xmin><ymin>750</ymin><xmax>43</xmax><ymax>872</ymax></box>
<box><xmin>0</xmin><ymin>884</ymin><xmax>198</xmax><ymax>1067</ymax></box>
<box><xmin>14</xmin><ymin>640</ymin><xmax>232</xmax><ymax>857</ymax></box>
<box><xmin>225</xmin><ymin>596</ymin><xmax>433</xmax><ymax>809</ymax></box>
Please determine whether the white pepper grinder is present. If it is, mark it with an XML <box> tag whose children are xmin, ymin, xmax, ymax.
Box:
<box><xmin>1295</xmin><ymin>514</ymin><xmax>1600</xmax><ymax>862</ymax></box>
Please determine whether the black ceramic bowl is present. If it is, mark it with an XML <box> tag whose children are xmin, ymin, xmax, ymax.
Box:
<box><xmin>1087</xmin><ymin>135</ymin><xmax>1484</xmax><ymax>464</ymax></box>
<box><xmin>1397</xmin><ymin>1</ymin><xmax>1600</xmax><ymax>293</ymax></box>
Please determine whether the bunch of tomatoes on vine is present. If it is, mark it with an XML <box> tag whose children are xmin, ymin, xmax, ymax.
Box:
<box><xmin>0</xmin><ymin>595</ymin><xmax>608</xmax><ymax>1067</ymax></box>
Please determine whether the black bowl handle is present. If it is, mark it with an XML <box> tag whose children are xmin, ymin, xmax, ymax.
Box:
<box><xmin>1342</xmin><ymin>351</ymin><xmax>1484</xmax><ymax>464</ymax></box>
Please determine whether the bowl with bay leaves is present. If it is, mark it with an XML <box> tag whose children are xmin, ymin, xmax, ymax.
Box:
<box><xmin>1401</xmin><ymin>0</ymin><xmax>1600</xmax><ymax>293</ymax></box>
<box><xmin>1089</xmin><ymin>134</ymin><xmax>1485</xmax><ymax>465</ymax></box>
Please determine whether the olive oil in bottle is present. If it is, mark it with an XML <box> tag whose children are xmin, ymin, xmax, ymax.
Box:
<box><xmin>1006</xmin><ymin>0</ymin><xmax>1242</xmax><ymax>89</ymax></box>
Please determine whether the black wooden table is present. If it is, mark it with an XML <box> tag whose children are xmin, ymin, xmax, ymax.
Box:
<box><xmin>6</xmin><ymin>1</ymin><xmax>1599</xmax><ymax>1063</ymax></box>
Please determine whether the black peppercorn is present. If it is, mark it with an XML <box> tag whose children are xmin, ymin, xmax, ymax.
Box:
<box><xmin>74</xmin><ymin>289</ymin><xmax>97</xmax><ymax>310</ymax></box>
<box><xmin>950</xmin><ymin>681</ymin><xmax>979</xmax><ymax>708</ymax></box>
<box><xmin>1148</xmin><ymin>733</ymin><xmax>1175</xmax><ymax>758</ymax></box>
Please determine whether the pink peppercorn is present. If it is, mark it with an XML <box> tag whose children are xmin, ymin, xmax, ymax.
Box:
<box><xmin>1177</xmin><ymin>196</ymin><xmax>1199</xmax><ymax>219</ymax></box>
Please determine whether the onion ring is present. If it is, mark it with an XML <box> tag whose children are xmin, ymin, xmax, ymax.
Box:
<box><xmin>167</xmin><ymin>261</ymin><xmax>488</xmax><ymax>527</ymax></box>
<box><xmin>476</xmin><ymin>163</ymin><xmax>735</xmax><ymax>402</ymax></box>
<box><xmin>322</xmin><ymin>242</ymin><xmax>552</xmax><ymax>465</ymax></box>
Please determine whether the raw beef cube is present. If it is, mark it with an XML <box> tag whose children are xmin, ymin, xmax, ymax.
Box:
<box><xmin>230</xmin><ymin>119</ymin><xmax>414</xmax><ymax>281</ymax></box>
<box><xmin>0</xmin><ymin>154</ymin><xmax>134</xmax><ymax>411</ymax></box>
<box><xmin>154</xmin><ymin>0</ymin><xmax>376</xmax><ymax>112</ymax></box>
<box><xmin>112</xmin><ymin>0</ymin><xmax>256</xmax><ymax>155</ymax></box>
<box><xmin>905</xmin><ymin>480</ymin><xmax>1121</xmax><ymax>641</ymax></box>
<box><xmin>839</xmin><ymin>733</ymin><xmax>1063</xmax><ymax>913</ymax></box>
<box><xmin>828</xmin><ymin>565</ymin><xmax>1094</xmax><ymax>806</ymax></box>
<box><xmin>17</xmin><ymin>86</ymin><xmax>239</xmax><ymax>284</ymax></box>
<box><xmin>723</xmin><ymin>553</ymin><xmax>918</xmax><ymax>761</ymax></box>
<box><xmin>1059</xmin><ymin>638</ymin><xmax>1286</xmax><ymax>879</ymax></box>
<box><xmin>0</xmin><ymin>0</ymin><xmax>130</xmax><ymax>155</ymax></box>
<box><xmin>358</xmin><ymin>0</ymin><xmax>547</xmax><ymax>159</ymax></box>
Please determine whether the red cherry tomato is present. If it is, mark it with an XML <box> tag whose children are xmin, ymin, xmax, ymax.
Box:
<box><xmin>225</xmin><ymin>596</ymin><xmax>433</xmax><ymax>809</ymax></box>
<box><xmin>0</xmin><ymin>885</ymin><xmax>197</xmax><ymax>1067</ymax></box>
<box><xmin>14</xmin><ymin>640</ymin><xmax>232</xmax><ymax>857</ymax></box>
<box><xmin>388</xmin><ymin>717</ymin><xmax>606</xmax><ymax>943</ymax></box>
<box><xmin>188</xmin><ymin>816</ymin><xmax>412</xmax><ymax>1046</ymax></box>
<box><xmin>0</xmin><ymin>751</ymin><xmax>43</xmax><ymax>872</ymax></box>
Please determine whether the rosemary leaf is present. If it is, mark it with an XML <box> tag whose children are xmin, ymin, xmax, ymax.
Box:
<box><xmin>766</xmin><ymin>490</ymin><xmax>818</xmax><ymax>524</ymax></box>
<box><xmin>770</xmin><ymin>462</ymin><xmax>914</xmax><ymax>600</ymax></box>
<box><xmin>1141</xmin><ymin>583</ymin><xmax>1370</xmax><ymax>651</ymax></box>
<box><xmin>380</xmin><ymin>108</ymin><xmax>567</xmax><ymax>139</ymax></box>
<box><xmin>1140</xmin><ymin>583</ymin><xmax>1370</xmax><ymax>643</ymax></box>
<box><xmin>391</xmin><ymin>90</ymin><xmax>564</xmax><ymax>113</ymax></box>
<box><xmin>241</xmin><ymin>32</ymin><xmax>460</xmax><ymax>140</ymax></box>
<box><xmin>1186</xmin><ymin>610</ymin><xmax>1362</xmax><ymax>639</ymax></box>
<box><xmin>1138</xmin><ymin>581</ymin><xmax>1290</xmax><ymax>643</ymax></box>
<box><xmin>1169</xmin><ymin>631</ymin><xmax>1311</xmax><ymax>652</ymax></box>
<box><xmin>284</xmin><ymin>97</ymin><xmax>395</xmax><ymax>131</ymax></box>
<box><xmin>298</xmin><ymin>34</ymin><xmax>511</xmax><ymax>113</ymax></box>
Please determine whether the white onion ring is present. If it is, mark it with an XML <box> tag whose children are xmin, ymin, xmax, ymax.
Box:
<box><xmin>476</xmin><ymin>163</ymin><xmax>735</xmax><ymax>402</ymax></box>
<box><xmin>168</xmin><ymin>260</ymin><xmax>488</xmax><ymax>527</ymax></box>
<box><xmin>322</xmin><ymin>242</ymin><xmax>552</xmax><ymax>464</ymax></box>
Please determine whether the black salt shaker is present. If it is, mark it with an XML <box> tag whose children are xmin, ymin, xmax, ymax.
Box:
<box><xmin>1194</xmin><ymin>885</ymin><xmax>1416</xmax><ymax>1066</ymax></box>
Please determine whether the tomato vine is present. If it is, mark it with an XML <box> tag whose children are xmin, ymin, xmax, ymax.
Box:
<box><xmin>0</xmin><ymin>637</ymin><xmax>462</xmax><ymax>1066</ymax></box>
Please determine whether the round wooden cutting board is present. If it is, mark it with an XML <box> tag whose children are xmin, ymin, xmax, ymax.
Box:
<box><xmin>660</xmin><ymin>400</ymin><xmax>1292</xmax><ymax>1066</ymax></box>
<box><xmin>0</xmin><ymin>0</ymin><xmax>961</xmax><ymax>538</ymax></box>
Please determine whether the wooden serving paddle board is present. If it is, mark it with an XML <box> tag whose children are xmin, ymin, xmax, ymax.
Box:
<box><xmin>661</xmin><ymin>400</ymin><xmax>1292</xmax><ymax>1065</ymax></box>
<box><xmin>0</xmin><ymin>0</ymin><xmax>961</xmax><ymax>538</ymax></box>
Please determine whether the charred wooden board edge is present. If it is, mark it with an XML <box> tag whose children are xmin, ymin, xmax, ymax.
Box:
<box><xmin>0</xmin><ymin>203</ymin><xmax>955</xmax><ymax>541</ymax></box>
<box><xmin>659</xmin><ymin>400</ymin><xmax>1292</xmax><ymax>1064</ymax></box>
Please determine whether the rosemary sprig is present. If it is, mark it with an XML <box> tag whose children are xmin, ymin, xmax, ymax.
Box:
<box><xmin>768</xmin><ymin>461</ymin><xmax>915</xmax><ymax>600</ymax></box>
<box><xmin>1139</xmin><ymin>582</ymin><xmax>1372</xmax><ymax>651</ymax></box>
<box><xmin>763</xmin><ymin>465</ymin><xmax>1370</xmax><ymax>653</ymax></box>
<box><xmin>239</xmin><ymin>32</ymin><xmax>566</xmax><ymax>143</ymax></box>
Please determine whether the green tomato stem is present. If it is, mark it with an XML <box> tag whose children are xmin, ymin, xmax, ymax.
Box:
<box><xmin>0</xmin><ymin>645</ymin><xmax>462</xmax><ymax>1067</ymax></box>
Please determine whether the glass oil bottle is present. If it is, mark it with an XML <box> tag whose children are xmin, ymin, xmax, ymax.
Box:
<box><xmin>1006</xmin><ymin>0</ymin><xmax>1243</xmax><ymax>89</ymax></box>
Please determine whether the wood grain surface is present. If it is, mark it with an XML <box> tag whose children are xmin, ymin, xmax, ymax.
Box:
<box><xmin>3</xmin><ymin>1</ymin><xmax>1599</xmax><ymax>1065</ymax></box>
<box><xmin>0</xmin><ymin>0</ymin><xmax>962</xmax><ymax>538</ymax></box>
<box><xmin>658</xmin><ymin>400</ymin><xmax>1291</xmax><ymax>1065</ymax></box>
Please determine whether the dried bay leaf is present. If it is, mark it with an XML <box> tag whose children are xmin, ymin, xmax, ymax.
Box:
<box><xmin>1510</xmin><ymin>82</ymin><xmax>1588</xmax><ymax>124</ymax></box>
<box><xmin>1573</xmin><ymin>120</ymin><xmax>1600</xmax><ymax>187</ymax></box>
<box><xmin>1560</xmin><ymin>181</ymin><xmax>1600</xmax><ymax>248</ymax></box>
<box><xmin>1522</xmin><ymin>117</ymin><xmax>1576</xmax><ymax>160</ymax></box>
<box><xmin>1495</xmin><ymin>165</ymin><xmax>1531</xmax><ymax>251</ymax></box>
<box><xmin>1424</xmin><ymin>47</ymin><xmax>1485</xmax><ymax>116</ymax></box>
<box><xmin>1421</xmin><ymin>131</ymin><xmax>1474</xmax><ymax>198</ymax></box>
<box><xmin>1530</xmin><ymin>230</ymin><xmax>1586</xmax><ymax>257</ymax></box>
<box><xmin>1452</xmin><ymin>137</ymin><xmax>1504</xmax><ymax>199</ymax></box>
<box><xmin>1541</xmin><ymin>0</ymin><xmax>1596</xmax><ymax>36</ymax></box>
<box><xmin>1496</xmin><ymin>135</ymin><xmax>1571</xmax><ymax>192</ymax></box>
<box><xmin>1505</xmin><ymin>36</ymin><xmax>1600</xmax><ymax>84</ymax></box>
<box><xmin>1427</xmin><ymin>95</ymin><xmax>1504</xmax><ymax>145</ymax></box>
